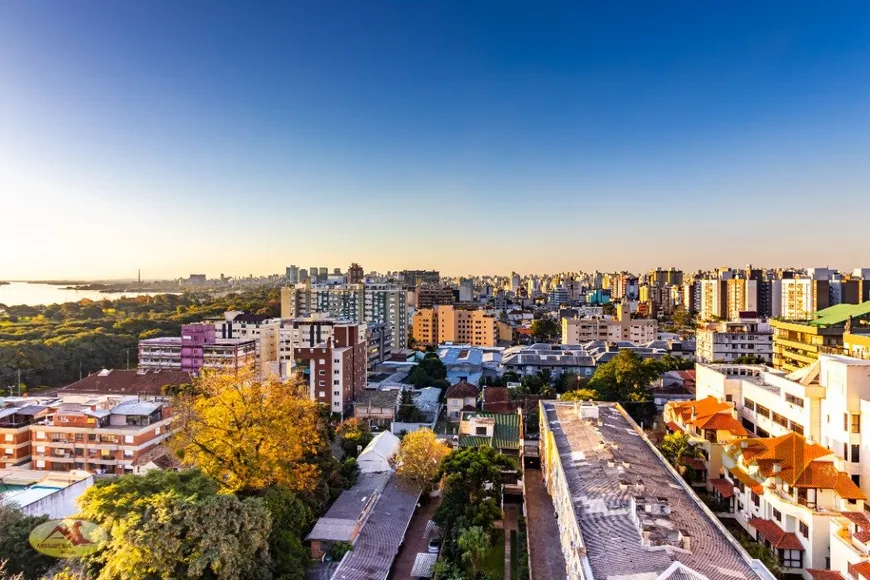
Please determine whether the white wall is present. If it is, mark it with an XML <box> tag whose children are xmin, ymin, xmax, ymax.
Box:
<box><xmin>20</xmin><ymin>476</ymin><xmax>94</xmax><ymax>519</ymax></box>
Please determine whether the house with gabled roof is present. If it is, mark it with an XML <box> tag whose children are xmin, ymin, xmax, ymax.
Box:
<box><xmin>664</xmin><ymin>396</ymin><xmax>749</xmax><ymax>491</ymax></box>
<box><xmin>719</xmin><ymin>432</ymin><xmax>865</xmax><ymax>578</ymax></box>
<box><xmin>458</xmin><ymin>410</ymin><xmax>523</xmax><ymax>457</ymax></box>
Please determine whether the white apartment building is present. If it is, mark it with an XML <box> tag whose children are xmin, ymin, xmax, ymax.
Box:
<box><xmin>280</xmin><ymin>283</ymin><xmax>407</xmax><ymax>349</ymax></box>
<box><xmin>696</xmin><ymin>317</ymin><xmax>773</xmax><ymax>363</ymax></box>
<box><xmin>562</xmin><ymin>302</ymin><xmax>657</xmax><ymax>345</ymax></box>
<box><xmin>718</xmin><ymin>433</ymin><xmax>865</xmax><ymax>579</ymax></box>
<box><xmin>696</xmin><ymin>356</ymin><xmax>870</xmax><ymax>498</ymax></box>
<box><xmin>773</xmin><ymin>279</ymin><xmax>824</xmax><ymax>321</ymax></box>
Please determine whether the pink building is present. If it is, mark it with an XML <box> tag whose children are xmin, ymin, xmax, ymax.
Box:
<box><xmin>139</xmin><ymin>324</ymin><xmax>255</xmax><ymax>375</ymax></box>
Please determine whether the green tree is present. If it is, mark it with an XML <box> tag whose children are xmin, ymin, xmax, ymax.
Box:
<box><xmin>672</xmin><ymin>305</ymin><xmax>692</xmax><ymax>329</ymax></box>
<box><xmin>262</xmin><ymin>486</ymin><xmax>312</xmax><ymax>580</ymax></box>
<box><xmin>732</xmin><ymin>354</ymin><xmax>767</xmax><ymax>365</ymax></box>
<box><xmin>560</xmin><ymin>388</ymin><xmax>597</xmax><ymax>402</ymax></box>
<box><xmin>658</xmin><ymin>354</ymin><xmax>693</xmax><ymax>371</ymax></box>
<box><xmin>78</xmin><ymin>470</ymin><xmax>272</xmax><ymax>580</ymax></box>
<box><xmin>529</xmin><ymin>318</ymin><xmax>560</xmax><ymax>343</ymax></box>
<box><xmin>458</xmin><ymin>526</ymin><xmax>490</xmax><ymax>578</ymax></box>
<box><xmin>335</xmin><ymin>418</ymin><xmax>373</xmax><ymax>458</ymax></box>
<box><xmin>588</xmin><ymin>350</ymin><xmax>662</xmax><ymax>402</ymax></box>
<box><xmin>397</xmin><ymin>389</ymin><xmax>424</xmax><ymax>422</ymax></box>
<box><xmin>0</xmin><ymin>503</ymin><xmax>54</xmax><ymax>580</ymax></box>
<box><xmin>658</xmin><ymin>431</ymin><xmax>696</xmax><ymax>468</ymax></box>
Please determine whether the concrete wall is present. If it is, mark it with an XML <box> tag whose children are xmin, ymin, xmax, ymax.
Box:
<box><xmin>21</xmin><ymin>476</ymin><xmax>94</xmax><ymax>519</ymax></box>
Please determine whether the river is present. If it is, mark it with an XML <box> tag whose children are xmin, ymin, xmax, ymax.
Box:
<box><xmin>0</xmin><ymin>282</ymin><xmax>177</xmax><ymax>307</ymax></box>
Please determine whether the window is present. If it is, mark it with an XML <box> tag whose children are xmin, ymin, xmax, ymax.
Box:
<box><xmin>124</xmin><ymin>435</ymin><xmax>134</xmax><ymax>444</ymax></box>
<box><xmin>756</xmin><ymin>404</ymin><xmax>770</xmax><ymax>418</ymax></box>
<box><xmin>319</xmin><ymin>380</ymin><xmax>325</xmax><ymax>387</ymax></box>
<box><xmin>334</xmin><ymin>380</ymin><xmax>340</xmax><ymax>385</ymax></box>
<box><xmin>852</xmin><ymin>414</ymin><xmax>861</xmax><ymax>434</ymax></box>
<box><xmin>791</xmin><ymin>421</ymin><xmax>804</xmax><ymax>436</ymax></box>
<box><xmin>742</xmin><ymin>418</ymin><xmax>756</xmax><ymax>433</ymax></box>
<box><xmin>751</xmin><ymin>491</ymin><xmax>760</xmax><ymax>507</ymax></box>
<box><xmin>845</xmin><ymin>413</ymin><xmax>850</xmax><ymax>431</ymax></box>
<box><xmin>852</xmin><ymin>445</ymin><xmax>860</xmax><ymax>463</ymax></box>
<box><xmin>744</xmin><ymin>398</ymin><xmax>756</xmax><ymax>411</ymax></box>
<box><xmin>318</xmin><ymin>391</ymin><xmax>326</xmax><ymax>398</ymax></box>
<box><xmin>334</xmin><ymin>391</ymin><xmax>340</xmax><ymax>397</ymax></box>
<box><xmin>475</xmin><ymin>426</ymin><xmax>487</xmax><ymax>436</ymax></box>
<box><xmin>852</xmin><ymin>474</ymin><xmax>861</xmax><ymax>488</ymax></box>
<box><xmin>726</xmin><ymin>394</ymin><xmax>733</xmax><ymax>402</ymax></box>
<box><xmin>780</xmin><ymin>549</ymin><xmax>802</xmax><ymax>569</ymax></box>
<box><xmin>799</xmin><ymin>521</ymin><xmax>808</xmax><ymax>537</ymax></box>
<box><xmin>772</xmin><ymin>412</ymin><xmax>788</xmax><ymax>427</ymax></box>
<box><xmin>784</xmin><ymin>393</ymin><xmax>804</xmax><ymax>408</ymax></box>
<box><xmin>318</xmin><ymin>370</ymin><xmax>325</xmax><ymax>376</ymax></box>
<box><xmin>773</xmin><ymin>508</ymin><xmax>782</xmax><ymax>521</ymax></box>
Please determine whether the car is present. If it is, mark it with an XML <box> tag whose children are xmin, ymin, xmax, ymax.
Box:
<box><xmin>428</xmin><ymin>539</ymin><xmax>441</xmax><ymax>554</ymax></box>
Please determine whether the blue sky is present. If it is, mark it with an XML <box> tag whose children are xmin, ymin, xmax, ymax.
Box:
<box><xmin>2</xmin><ymin>1</ymin><xmax>869</xmax><ymax>279</ymax></box>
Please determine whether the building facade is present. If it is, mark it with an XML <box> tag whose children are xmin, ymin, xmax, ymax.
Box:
<box><xmin>696</xmin><ymin>317</ymin><xmax>773</xmax><ymax>363</ymax></box>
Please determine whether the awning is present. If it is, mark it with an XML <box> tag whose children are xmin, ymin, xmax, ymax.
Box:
<box><xmin>665</xmin><ymin>421</ymin><xmax>683</xmax><ymax>432</ymax></box>
<box><xmin>749</xmin><ymin>517</ymin><xmax>804</xmax><ymax>550</ymax></box>
<box><xmin>681</xmin><ymin>457</ymin><xmax>707</xmax><ymax>471</ymax></box>
<box><xmin>709</xmin><ymin>478</ymin><xmax>735</xmax><ymax>498</ymax></box>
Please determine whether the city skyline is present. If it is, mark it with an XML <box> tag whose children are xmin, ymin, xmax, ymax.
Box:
<box><xmin>3</xmin><ymin>2</ymin><xmax>870</xmax><ymax>279</ymax></box>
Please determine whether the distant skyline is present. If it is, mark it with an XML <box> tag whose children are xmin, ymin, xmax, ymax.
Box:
<box><xmin>2</xmin><ymin>1</ymin><xmax>870</xmax><ymax>279</ymax></box>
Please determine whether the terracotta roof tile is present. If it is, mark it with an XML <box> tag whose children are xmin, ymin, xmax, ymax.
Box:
<box><xmin>445</xmin><ymin>379</ymin><xmax>479</xmax><ymax>399</ymax></box>
<box><xmin>729</xmin><ymin>467</ymin><xmax>763</xmax><ymax>494</ymax></box>
<box><xmin>59</xmin><ymin>369</ymin><xmax>192</xmax><ymax>397</ymax></box>
<box><xmin>709</xmin><ymin>478</ymin><xmax>735</xmax><ymax>498</ymax></box>
<box><xmin>694</xmin><ymin>414</ymin><xmax>749</xmax><ymax>437</ymax></box>
<box><xmin>808</xmin><ymin>570</ymin><xmax>844</xmax><ymax>580</ymax></box>
<box><xmin>749</xmin><ymin>517</ymin><xmax>804</xmax><ymax>550</ymax></box>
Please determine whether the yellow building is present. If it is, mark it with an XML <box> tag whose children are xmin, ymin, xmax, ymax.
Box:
<box><xmin>411</xmin><ymin>305</ymin><xmax>503</xmax><ymax>347</ymax></box>
<box><xmin>771</xmin><ymin>302</ymin><xmax>870</xmax><ymax>372</ymax></box>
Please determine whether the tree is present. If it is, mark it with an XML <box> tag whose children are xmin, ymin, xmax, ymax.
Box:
<box><xmin>0</xmin><ymin>503</ymin><xmax>54</xmax><ymax>580</ymax></box>
<box><xmin>529</xmin><ymin>318</ymin><xmax>559</xmax><ymax>343</ymax></box>
<box><xmin>171</xmin><ymin>365</ymin><xmax>325</xmax><ymax>493</ymax></box>
<box><xmin>394</xmin><ymin>428</ymin><xmax>451</xmax><ymax>492</ymax></box>
<box><xmin>397</xmin><ymin>389</ymin><xmax>425</xmax><ymax>422</ymax></box>
<box><xmin>732</xmin><ymin>354</ymin><xmax>767</xmax><ymax>365</ymax></box>
<box><xmin>335</xmin><ymin>417</ymin><xmax>373</xmax><ymax>458</ymax></box>
<box><xmin>560</xmin><ymin>388</ymin><xmax>597</xmax><ymax>402</ymax></box>
<box><xmin>458</xmin><ymin>526</ymin><xmax>490</xmax><ymax>578</ymax></box>
<box><xmin>658</xmin><ymin>431</ymin><xmax>695</xmax><ymax>468</ymax></box>
<box><xmin>262</xmin><ymin>486</ymin><xmax>313</xmax><ymax>580</ymax></box>
<box><xmin>658</xmin><ymin>354</ymin><xmax>693</xmax><ymax>371</ymax></box>
<box><xmin>672</xmin><ymin>305</ymin><xmax>692</xmax><ymax>329</ymax></box>
<box><xmin>588</xmin><ymin>350</ymin><xmax>662</xmax><ymax>403</ymax></box>
<box><xmin>77</xmin><ymin>470</ymin><xmax>272</xmax><ymax>580</ymax></box>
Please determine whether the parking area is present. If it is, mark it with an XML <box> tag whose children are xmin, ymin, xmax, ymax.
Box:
<box><xmin>524</xmin><ymin>468</ymin><xmax>566</xmax><ymax>580</ymax></box>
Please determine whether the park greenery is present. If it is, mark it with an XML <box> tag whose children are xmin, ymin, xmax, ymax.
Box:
<box><xmin>0</xmin><ymin>289</ymin><xmax>282</xmax><ymax>389</ymax></box>
<box><xmin>406</xmin><ymin>352</ymin><xmax>449</xmax><ymax>388</ymax></box>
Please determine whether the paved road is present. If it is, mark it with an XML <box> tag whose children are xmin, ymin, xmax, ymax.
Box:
<box><xmin>391</xmin><ymin>496</ymin><xmax>441</xmax><ymax>579</ymax></box>
<box><xmin>524</xmin><ymin>468</ymin><xmax>567</xmax><ymax>580</ymax></box>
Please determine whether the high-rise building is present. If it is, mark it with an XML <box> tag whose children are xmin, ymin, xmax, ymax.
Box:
<box><xmin>411</xmin><ymin>305</ymin><xmax>507</xmax><ymax>347</ymax></box>
<box><xmin>348</xmin><ymin>263</ymin><xmax>365</xmax><ymax>284</ymax></box>
<box><xmin>695</xmin><ymin>315</ymin><xmax>773</xmax><ymax>363</ymax></box>
<box><xmin>286</xmin><ymin>265</ymin><xmax>299</xmax><ymax>283</ymax></box>
<box><xmin>648</xmin><ymin>268</ymin><xmax>683</xmax><ymax>287</ymax></box>
<box><xmin>280</xmin><ymin>283</ymin><xmax>407</xmax><ymax>349</ymax></box>
<box><xmin>458</xmin><ymin>278</ymin><xmax>474</xmax><ymax>302</ymax></box>
<box><xmin>771</xmin><ymin>302</ymin><xmax>870</xmax><ymax>372</ymax></box>
<box><xmin>772</xmin><ymin>278</ymin><xmax>830</xmax><ymax>320</ymax></box>
<box><xmin>299</xmin><ymin>268</ymin><xmax>309</xmax><ymax>282</ymax></box>
<box><xmin>399</xmin><ymin>270</ymin><xmax>440</xmax><ymax>287</ymax></box>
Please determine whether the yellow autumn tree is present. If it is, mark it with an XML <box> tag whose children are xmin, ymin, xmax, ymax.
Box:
<box><xmin>171</xmin><ymin>365</ymin><xmax>324</xmax><ymax>493</ymax></box>
<box><xmin>394</xmin><ymin>428</ymin><xmax>450</xmax><ymax>492</ymax></box>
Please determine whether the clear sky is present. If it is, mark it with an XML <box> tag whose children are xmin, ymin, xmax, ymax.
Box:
<box><xmin>2</xmin><ymin>1</ymin><xmax>870</xmax><ymax>279</ymax></box>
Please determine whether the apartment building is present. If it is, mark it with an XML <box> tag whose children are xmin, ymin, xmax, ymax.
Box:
<box><xmin>719</xmin><ymin>433</ymin><xmax>865</xmax><ymax>578</ymax></box>
<box><xmin>699</xmin><ymin>279</ymin><xmax>727</xmax><ymax>321</ymax></box>
<box><xmin>561</xmin><ymin>302</ymin><xmax>657</xmax><ymax>345</ymax></box>
<box><xmin>138</xmin><ymin>324</ymin><xmax>256</xmax><ymax>375</ymax></box>
<box><xmin>663</xmin><ymin>396</ymin><xmax>749</xmax><ymax>491</ymax></box>
<box><xmin>280</xmin><ymin>282</ymin><xmax>408</xmax><ymax>350</ymax></box>
<box><xmin>539</xmin><ymin>401</ymin><xmax>772</xmax><ymax>580</ymax></box>
<box><xmin>771</xmin><ymin>303</ymin><xmax>870</xmax><ymax>372</ymax></box>
<box><xmin>1</xmin><ymin>395</ymin><xmax>176</xmax><ymax>474</ymax></box>
<box><xmin>696</xmin><ymin>316</ymin><xmax>773</xmax><ymax>363</ymax></box>
<box><xmin>293</xmin><ymin>322</ymin><xmax>367</xmax><ymax>416</ymax></box>
<box><xmin>411</xmin><ymin>305</ymin><xmax>508</xmax><ymax>347</ymax></box>
<box><xmin>212</xmin><ymin>311</ymin><xmax>271</xmax><ymax>341</ymax></box>
<box><xmin>773</xmin><ymin>279</ymin><xmax>831</xmax><ymax>321</ymax></box>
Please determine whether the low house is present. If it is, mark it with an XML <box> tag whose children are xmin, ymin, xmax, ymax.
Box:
<box><xmin>132</xmin><ymin>445</ymin><xmax>182</xmax><ymax>474</ymax></box>
<box><xmin>445</xmin><ymin>379</ymin><xmax>478</xmax><ymax>421</ymax></box>
<box><xmin>482</xmin><ymin>386</ymin><xmax>513</xmax><ymax>413</ymax></box>
<box><xmin>357</xmin><ymin>432</ymin><xmax>400</xmax><ymax>474</ymax></box>
<box><xmin>353</xmin><ymin>390</ymin><xmax>398</xmax><ymax>427</ymax></box>
<box><xmin>458</xmin><ymin>410</ymin><xmax>523</xmax><ymax>457</ymax></box>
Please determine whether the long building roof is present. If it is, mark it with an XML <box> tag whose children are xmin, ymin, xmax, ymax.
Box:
<box><xmin>542</xmin><ymin>401</ymin><xmax>767</xmax><ymax>580</ymax></box>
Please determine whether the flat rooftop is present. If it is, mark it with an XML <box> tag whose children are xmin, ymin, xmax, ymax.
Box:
<box><xmin>542</xmin><ymin>402</ymin><xmax>764</xmax><ymax>580</ymax></box>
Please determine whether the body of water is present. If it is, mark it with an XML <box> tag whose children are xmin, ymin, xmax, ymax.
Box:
<box><xmin>0</xmin><ymin>282</ymin><xmax>176</xmax><ymax>307</ymax></box>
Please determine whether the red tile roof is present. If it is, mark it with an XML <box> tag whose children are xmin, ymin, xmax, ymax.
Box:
<box><xmin>808</xmin><ymin>570</ymin><xmax>845</xmax><ymax>580</ymax></box>
<box><xmin>709</xmin><ymin>478</ymin><xmax>735</xmax><ymax>498</ymax></box>
<box><xmin>749</xmin><ymin>517</ymin><xmax>804</xmax><ymax>550</ymax></box>
<box><xmin>482</xmin><ymin>387</ymin><xmax>513</xmax><ymax>413</ymax></box>
<box><xmin>445</xmin><ymin>380</ymin><xmax>479</xmax><ymax>399</ymax></box>
<box><xmin>680</xmin><ymin>456</ymin><xmax>706</xmax><ymax>471</ymax></box>
<box><xmin>852</xmin><ymin>562</ymin><xmax>870</xmax><ymax>580</ymax></box>
<box><xmin>58</xmin><ymin>369</ymin><xmax>192</xmax><ymax>397</ymax></box>
<box><xmin>729</xmin><ymin>467</ymin><xmax>763</xmax><ymax>494</ymax></box>
<box><xmin>665</xmin><ymin>421</ymin><xmax>683</xmax><ymax>432</ymax></box>
<box><xmin>693</xmin><ymin>413</ymin><xmax>749</xmax><ymax>436</ymax></box>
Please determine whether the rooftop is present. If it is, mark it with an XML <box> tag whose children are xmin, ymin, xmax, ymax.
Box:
<box><xmin>542</xmin><ymin>401</ymin><xmax>765</xmax><ymax>580</ymax></box>
<box><xmin>460</xmin><ymin>410</ymin><xmax>521</xmax><ymax>450</ymax></box>
<box><xmin>808</xmin><ymin>302</ymin><xmax>870</xmax><ymax>327</ymax></box>
<box><xmin>58</xmin><ymin>369</ymin><xmax>191</xmax><ymax>397</ymax></box>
